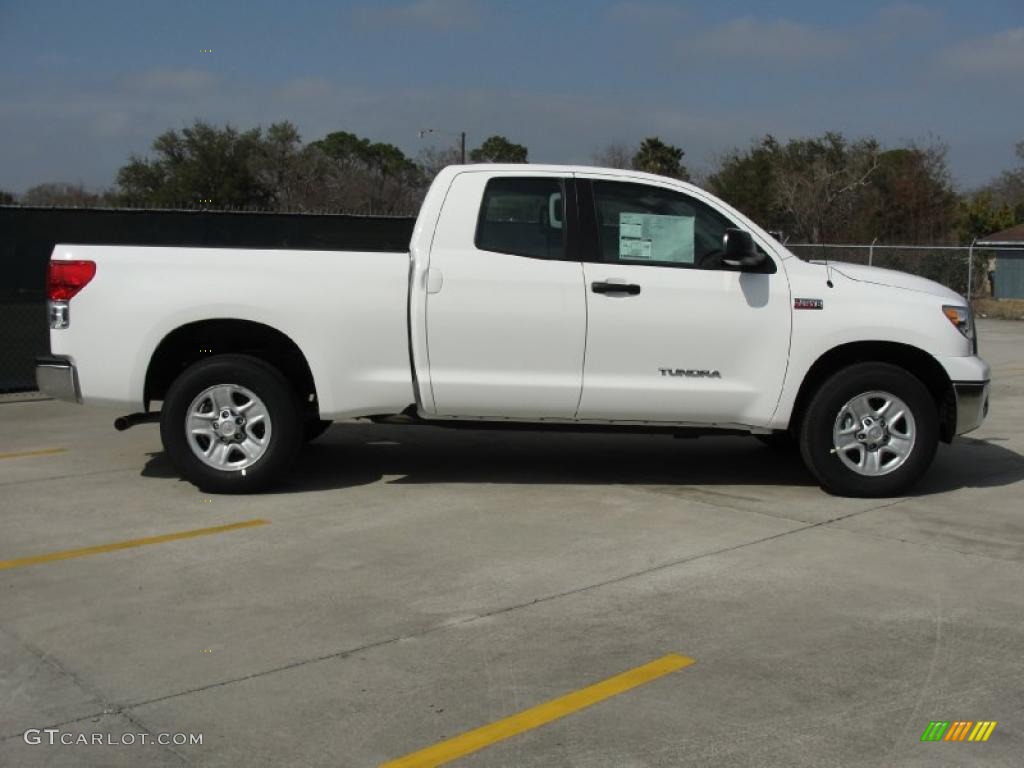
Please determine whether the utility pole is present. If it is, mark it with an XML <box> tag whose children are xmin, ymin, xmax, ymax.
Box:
<box><xmin>419</xmin><ymin>128</ymin><xmax>467</xmax><ymax>165</ymax></box>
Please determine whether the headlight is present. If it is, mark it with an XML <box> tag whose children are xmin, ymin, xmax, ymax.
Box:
<box><xmin>942</xmin><ymin>305</ymin><xmax>973</xmax><ymax>340</ymax></box>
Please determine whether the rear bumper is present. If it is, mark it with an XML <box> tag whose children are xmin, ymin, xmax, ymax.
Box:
<box><xmin>953</xmin><ymin>380</ymin><xmax>989</xmax><ymax>436</ymax></box>
<box><xmin>35</xmin><ymin>355</ymin><xmax>81</xmax><ymax>403</ymax></box>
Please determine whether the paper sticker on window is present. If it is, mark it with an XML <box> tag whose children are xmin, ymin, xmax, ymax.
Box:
<box><xmin>619</xmin><ymin>213</ymin><xmax>694</xmax><ymax>263</ymax></box>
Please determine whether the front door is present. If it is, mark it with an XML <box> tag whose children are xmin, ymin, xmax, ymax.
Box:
<box><xmin>424</xmin><ymin>172</ymin><xmax>586</xmax><ymax>418</ymax></box>
<box><xmin>575</xmin><ymin>176</ymin><xmax>791</xmax><ymax>425</ymax></box>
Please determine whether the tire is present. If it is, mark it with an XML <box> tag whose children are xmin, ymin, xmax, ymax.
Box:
<box><xmin>303</xmin><ymin>418</ymin><xmax>332</xmax><ymax>443</ymax></box>
<box><xmin>160</xmin><ymin>354</ymin><xmax>303</xmax><ymax>493</ymax></box>
<box><xmin>798</xmin><ymin>362</ymin><xmax>938</xmax><ymax>497</ymax></box>
<box><xmin>755</xmin><ymin>431</ymin><xmax>797</xmax><ymax>450</ymax></box>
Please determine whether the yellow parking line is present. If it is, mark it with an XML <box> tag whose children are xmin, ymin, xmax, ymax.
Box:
<box><xmin>0</xmin><ymin>448</ymin><xmax>67</xmax><ymax>461</ymax></box>
<box><xmin>380</xmin><ymin>653</ymin><xmax>695</xmax><ymax>768</ymax></box>
<box><xmin>0</xmin><ymin>519</ymin><xmax>269</xmax><ymax>571</ymax></box>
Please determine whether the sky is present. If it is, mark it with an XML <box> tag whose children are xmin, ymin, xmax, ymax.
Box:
<box><xmin>0</xmin><ymin>0</ymin><xmax>1022</xmax><ymax>194</ymax></box>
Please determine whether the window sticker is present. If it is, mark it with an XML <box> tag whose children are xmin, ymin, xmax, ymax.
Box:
<box><xmin>619</xmin><ymin>213</ymin><xmax>694</xmax><ymax>263</ymax></box>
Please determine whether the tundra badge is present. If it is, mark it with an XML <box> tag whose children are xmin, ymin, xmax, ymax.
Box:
<box><xmin>659</xmin><ymin>369</ymin><xmax>722</xmax><ymax>378</ymax></box>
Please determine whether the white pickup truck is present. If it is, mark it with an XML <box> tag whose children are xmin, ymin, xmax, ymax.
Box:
<box><xmin>36</xmin><ymin>164</ymin><xmax>989</xmax><ymax>496</ymax></box>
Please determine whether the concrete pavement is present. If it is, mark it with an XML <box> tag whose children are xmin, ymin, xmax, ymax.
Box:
<box><xmin>1</xmin><ymin>319</ymin><xmax>1022</xmax><ymax>767</ymax></box>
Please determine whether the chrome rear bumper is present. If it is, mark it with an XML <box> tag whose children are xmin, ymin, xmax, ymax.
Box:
<box><xmin>35</xmin><ymin>355</ymin><xmax>81</xmax><ymax>403</ymax></box>
<box><xmin>953</xmin><ymin>381</ymin><xmax>989</xmax><ymax>436</ymax></box>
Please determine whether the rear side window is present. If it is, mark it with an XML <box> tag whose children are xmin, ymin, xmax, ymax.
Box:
<box><xmin>475</xmin><ymin>178</ymin><xmax>564</xmax><ymax>259</ymax></box>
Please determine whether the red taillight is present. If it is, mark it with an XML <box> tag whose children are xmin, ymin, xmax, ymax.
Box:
<box><xmin>47</xmin><ymin>260</ymin><xmax>96</xmax><ymax>301</ymax></box>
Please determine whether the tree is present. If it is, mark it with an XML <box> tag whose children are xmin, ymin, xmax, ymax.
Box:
<box><xmin>0</xmin><ymin>189</ymin><xmax>16</xmax><ymax>204</ymax></box>
<box><xmin>469</xmin><ymin>135</ymin><xmax>528</xmax><ymax>163</ymax></box>
<box><xmin>417</xmin><ymin>145</ymin><xmax>463</xmax><ymax>179</ymax></box>
<box><xmin>857</xmin><ymin>140</ymin><xmax>957</xmax><ymax>244</ymax></box>
<box><xmin>771</xmin><ymin>133</ymin><xmax>881</xmax><ymax>244</ymax></box>
<box><xmin>957</xmin><ymin>192</ymin><xmax>1015</xmax><ymax>244</ymax></box>
<box><xmin>979</xmin><ymin>139</ymin><xmax>1024</xmax><ymax>224</ymax></box>
<box><xmin>632</xmin><ymin>137</ymin><xmax>689</xmax><ymax>180</ymax></box>
<box><xmin>706</xmin><ymin>136</ymin><xmax>783</xmax><ymax>227</ymax></box>
<box><xmin>708</xmin><ymin>133</ymin><xmax>885</xmax><ymax>243</ymax></box>
<box><xmin>21</xmin><ymin>182</ymin><xmax>105</xmax><ymax>207</ymax></box>
<box><xmin>307</xmin><ymin>130</ymin><xmax>423</xmax><ymax>213</ymax></box>
<box><xmin>115</xmin><ymin>120</ymin><xmax>273</xmax><ymax>209</ymax></box>
<box><xmin>591</xmin><ymin>142</ymin><xmax>633</xmax><ymax>170</ymax></box>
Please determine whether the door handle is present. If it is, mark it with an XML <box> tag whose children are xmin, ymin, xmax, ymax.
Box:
<box><xmin>591</xmin><ymin>280</ymin><xmax>641</xmax><ymax>296</ymax></box>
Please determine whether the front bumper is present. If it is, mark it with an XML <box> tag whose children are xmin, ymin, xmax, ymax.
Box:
<box><xmin>35</xmin><ymin>355</ymin><xmax>81</xmax><ymax>403</ymax></box>
<box><xmin>953</xmin><ymin>380</ymin><xmax>989</xmax><ymax>436</ymax></box>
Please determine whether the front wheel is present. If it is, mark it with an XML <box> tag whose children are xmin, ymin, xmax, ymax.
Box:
<box><xmin>799</xmin><ymin>362</ymin><xmax>938</xmax><ymax>497</ymax></box>
<box><xmin>160</xmin><ymin>354</ymin><xmax>303</xmax><ymax>493</ymax></box>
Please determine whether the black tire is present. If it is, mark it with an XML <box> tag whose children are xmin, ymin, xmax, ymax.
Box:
<box><xmin>303</xmin><ymin>418</ymin><xmax>332</xmax><ymax>443</ymax></box>
<box><xmin>799</xmin><ymin>362</ymin><xmax>938</xmax><ymax>497</ymax></box>
<box><xmin>160</xmin><ymin>354</ymin><xmax>303</xmax><ymax>493</ymax></box>
<box><xmin>755</xmin><ymin>431</ymin><xmax>797</xmax><ymax>450</ymax></box>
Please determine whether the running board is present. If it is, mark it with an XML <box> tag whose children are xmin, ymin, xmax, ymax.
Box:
<box><xmin>367</xmin><ymin>410</ymin><xmax>749</xmax><ymax>438</ymax></box>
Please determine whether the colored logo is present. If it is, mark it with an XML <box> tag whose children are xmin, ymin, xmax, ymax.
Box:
<box><xmin>793</xmin><ymin>298</ymin><xmax>824</xmax><ymax>310</ymax></box>
<box><xmin>921</xmin><ymin>721</ymin><xmax>996</xmax><ymax>742</ymax></box>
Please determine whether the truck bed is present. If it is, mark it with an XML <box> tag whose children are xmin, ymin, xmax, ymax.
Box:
<box><xmin>49</xmin><ymin>244</ymin><xmax>415</xmax><ymax>418</ymax></box>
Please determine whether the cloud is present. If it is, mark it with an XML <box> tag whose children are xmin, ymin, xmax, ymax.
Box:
<box><xmin>273</xmin><ymin>77</ymin><xmax>334</xmax><ymax>104</ymax></box>
<box><xmin>123</xmin><ymin>69</ymin><xmax>216</xmax><ymax>95</ymax></box>
<box><xmin>682</xmin><ymin>17</ymin><xmax>854</xmax><ymax>64</ymax></box>
<box><xmin>876</xmin><ymin>3</ymin><xmax>942</xmax><ymax>30</ymax></box>
<box><xmin>351</xmin><ymin>0</ymin><xmax>479</xmax><ymax>31</ymax></box>
<box><xmin>940</xmin><ymin>28</ymin><xmax>1024</xmax><ymax>75</ymax></box>
<box><xmin>605</xmin><ymin>2</ymin><xmax>688</xmax><ymax>26</ymax></box>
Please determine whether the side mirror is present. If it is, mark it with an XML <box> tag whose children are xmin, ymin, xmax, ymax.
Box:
<box><xmin>722</xmin><ymin>228</ymin><xmax>766</xmax><ymax>269</ymax></box>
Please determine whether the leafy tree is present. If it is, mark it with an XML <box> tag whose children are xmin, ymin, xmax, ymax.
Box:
<box><xmin>115</xmin><ymin>120</ymin><xmax>273</xmax><ymax>209</ymax></box>
<box><xmin>770</xmin><ymin>133</ymin><xmax>881</xmax><ymax>244</ymax></box>
<box><xmin>469</xmin><ymin>135</ymin><xmax>528</xmax><ymax>163</ymax></box>
<box><xmin>709</xmin><ymin>133</ymin><xmax>885</xmax><ymax>243</ymax></box>
<box><xmin>307</xmin><ymin>130</ymin><xmax>423</xmax><ymax>213</ymax></box>
<box><xmin>706</xmin><ymin>136</ymin><xmax>783</xmax><ymax>227</ymax></box>
<box><xmin>632</xmin><ymin>137</ymin><xmax>689</xmax><ymax>180</ymax></box>
<box><xmin>858</xmin><ymin>141</ymin><xmax>957</xmax><ymax>244</ymax></box>
<box><xmin>0</xmin><ymin>189</ymin><xmax>15</xmax><ymax>204</ymax></box>
<box><xmin>979</xmin><ymin>139</ymin><xmax>1024</xmax><ymax>224</ymax></box>
<box><xmin>957</xmin><ymin>192</ymin><xmax>1015</xmax><ymax>244</ymax></box>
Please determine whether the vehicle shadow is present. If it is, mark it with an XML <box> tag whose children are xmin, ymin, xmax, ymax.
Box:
<box><xmin>140</xmin><ymin>423</ymin><xmax>1024</xmax><ymax>497</ymax></box>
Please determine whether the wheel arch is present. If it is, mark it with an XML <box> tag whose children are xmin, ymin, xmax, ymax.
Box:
<box><xmin>789</xmin><ymin>341</ymin><xmax>956</xmax><ymax>443</ymax></box>
<box><xmin>144</xmin><ymin>319</ymin><xmax>318</xmax><ymax>413</ymax></box>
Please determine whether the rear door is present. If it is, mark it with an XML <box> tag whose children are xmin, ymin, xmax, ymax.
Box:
<box><xmin>423</xmin><ymin>172</ymin><xmax>586</xmax><ymax>418</ymax></box>
<box><xmin>575</xmin><ymin>175</ymin><xmax>791</xmax><ymax>425</ymax></box>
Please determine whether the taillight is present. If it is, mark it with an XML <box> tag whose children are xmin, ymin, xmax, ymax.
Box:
<box><xmin>47</xmin><ymin>260</ymin><xmax>96</xmax><ymax>301</ymax></box>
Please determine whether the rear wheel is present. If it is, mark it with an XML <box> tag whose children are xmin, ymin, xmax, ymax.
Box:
<box><xmin>160</xmin><ymin>354</ymin><xmax>302</xmax><ymax>493</ymax></box>
<box><xmin>799</xmin><ymin>362</ymin><xmax>938</xmax><ymax>497</ymax></box>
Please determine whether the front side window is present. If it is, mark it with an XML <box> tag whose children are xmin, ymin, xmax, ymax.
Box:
<box><xmin>591</xmin><ymin>181</ymin><xmax>749</xmax><ymax>269</ymax></box>
<box><xmin>476</xmin><ymin>178</ymin><xmax>564</xmax><ymax>259</ymax></box>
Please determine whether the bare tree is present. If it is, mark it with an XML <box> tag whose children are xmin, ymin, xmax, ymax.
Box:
<box><xmin>772</xmin><ymin>135</ymin><xmax>880</xmax><ymax>243</ymax></box>
<box><xmin>22</xmin><ymin>182</ymin><xmax>105</xmax><ymax>207</ymax></box>
<box><xmin>417</xmin><ymin>145</ymin><xmax>463</xmax><ymax>179</ymax></box>
<box><xmin>591</xmin><ymin>141</ymin><xmax>634</xmax><ymax>170</ymax></box>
